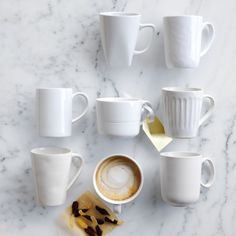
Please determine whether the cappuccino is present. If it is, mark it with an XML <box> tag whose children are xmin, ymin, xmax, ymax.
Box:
<box><xmin>95</xmin><ymin>156</ymin><xmax>142</xmax><ymax>201</ymax></box>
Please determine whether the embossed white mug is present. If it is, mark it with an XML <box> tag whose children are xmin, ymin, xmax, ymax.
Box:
<box><xmin>31</xmin><ymin>147</ymin><xmax>83</xmax><ymax>206</ymax></box>
<box><xmin>160</xmin><ymin>152</ymin><xmax>215</xmax><ymax>206</ymax></box>
<box><xmin>36</xmin><ymin>88</ymin><xmax>89</xmax><ymax>137</ymax></box>
<box><xmin>100</xmin><ymin>12</ymin><xmax>156</xmax><ymax>66</ymax></box>
<box><xmin>163</xmin><ymin>15</ymin><xmax>215</xmax><ymax>68</ymax></box>
<box><xmin>96</xmin><ymin>97</ymin><xmax>155</xmax><ymax>137</ymax></box>
<box><xmin>161</xmin><ymin>87</ymin><xmax>215</xmax><ymax>138</ymax></box>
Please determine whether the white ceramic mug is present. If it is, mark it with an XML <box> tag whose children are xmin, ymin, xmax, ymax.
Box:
<box><xmin>100</xmin><ymin>12</ymin><xmax>156</xmax><ymax>66</ymax></box>
<box><xmin>93</xmin><ymin>154</ymin><xmax>144</xmax><ymax>214</ymax></box>
<box><xmin>96</xmin><ymin>97</ymin><xmax>155</xmax><ymax>136</ymax></box>
<box><xmin>163</xmin><ymin>15</ymin><xmax>215</xmax><ymax>68</ymax></box>
<box><xmin>31</xmin><ymin>147</ymin><xmax>83</xmax><ymax>206</ymax></box>
<box><xmin>36</xmin><ymin>88</ymin><xmax>89</xmax><ymax>137</ymax></box>
<box><xmin>160</xmin><ymin>151</ymin><xmax>215</xmax><ymax>206</ymax></box>
<box><xmin>161</xmin><ymin>87</ymin><xmax>215</xmax><ymax>138</ymax></box>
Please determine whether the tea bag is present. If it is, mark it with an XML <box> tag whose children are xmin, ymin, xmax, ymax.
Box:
<box><xmin>142</xmin><ymin>116</ymin><xmax>172</xmax><ymax>152</ymax></box>
<box><xmin>62</xmin><ymin>191</ymin><xmax>123</xmax><ymax>236</ymax></box>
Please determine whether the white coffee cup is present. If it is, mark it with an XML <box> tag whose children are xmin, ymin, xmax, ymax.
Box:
<box><xmin>163</xmin><ymin>15</ymin><xmax>215</xmax><ymax>68</ymax></box>
<box><xmin>36</xmin><ymin>88</ymin><xmax>89</xmax><ymax>137</ymax></box>
<box><xmin>31</xmin><ymin>147</ymin><xmax>83</xmax><ymax>206</ymax></box>
<box><xmin>100</xmin><ymin>12</ymin><xmax>156</xmax><ymax>66</ymax></box>
<box><xmin>160</xmin><ymin>151</ymin><xmax>215</xmax><ymax>206</ymax></box>
<box><xmin>96</xmin><ymin>97</ymin><xmax>155</xmax><ymax>137</ymax></box>
<box><xmin>93</xmin><ymin>154</ymin><xmax>144</xmax><ymax>214</ymax></box>
<box><xmin>161</xmin><ymin>87</ymin><xmax>215</xmax><ymax>138</ymax></box>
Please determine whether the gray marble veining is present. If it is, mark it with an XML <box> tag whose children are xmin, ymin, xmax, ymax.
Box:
<box><xmin>0</xmin><ymin>0</ymin><xmax>235</xmax><ymax>235</ymax></box>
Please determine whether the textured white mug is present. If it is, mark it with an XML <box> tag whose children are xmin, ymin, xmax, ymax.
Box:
<box><xmin>160</xmin><ymin>151</ymin><xmax>215</xmax><ymax>206</ymax></box>
<box><xmin>163</xmin><ymin>15</ymin><xmax>215</xmax><ymax>68</ymax></box>
<box><xmin>100</xmin><ymin>12</ymin><xmax>156</xmax><ymax>66</ymax></box>
<box><xmin>93</xmin><ymin>154</ymin><xmax>144</xmax><ymax>214</ymax></box>
<box><xmin>36</xmin><ymin>88</ymin><xmax>89</xmax><ymax>137</ymax></box>
<box><xmin>96</xmin><ymin>97</ymin><xmax>155</xmax><ymax>137</ymax></box>
<box><xmin>31</xmin><ymin>147</ymin><xmax>83</xmax><ymax>206</ymax></box>
<box><xmin>161</xmin><ymin>87</ymin><xmax>215</xmax><ymax>138</ymax></box>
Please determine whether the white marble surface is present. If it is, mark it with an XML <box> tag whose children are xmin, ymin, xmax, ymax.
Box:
<box><xmin>0</xmin><ymin>0</ymin><xmax>235</xmax><ymax>235</ymax></box>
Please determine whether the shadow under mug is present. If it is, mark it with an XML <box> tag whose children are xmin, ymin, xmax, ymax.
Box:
<box><xmin>100</xmin><ymin>12</ymin><xmax>156</xmax><ymax>67</ymax></box>
<box><xmin>31</xmin><ymin>147</ymin><xmax>83</xmax><ymax>206</ymax></box>
<box><xmin>160</xmin><ymin>151</ymin><xmax>215</xmax><ymax>207</ymax></box>
<box><xmin>93</xmin><ymin>154</ymin><xmax>144</xmax><ymax>214</ymax></box>
<box><xmin>96</xmin><ymin>97</ymin><xmax>155</xmax><ymax>137</ymax></box>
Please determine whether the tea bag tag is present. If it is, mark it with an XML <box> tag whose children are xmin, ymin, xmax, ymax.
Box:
<box><xmin>142</xmin><ymin>116</ymin><xmax>172</xmax><ymax>152</ymax></box>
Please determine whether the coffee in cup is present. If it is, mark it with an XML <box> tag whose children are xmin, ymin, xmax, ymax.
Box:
<box><xmin>93</xmin><ymin>155</ymin><xmax>143</xmax><ymax>214</ymax></box>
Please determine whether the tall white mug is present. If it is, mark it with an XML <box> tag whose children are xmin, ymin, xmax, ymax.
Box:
<box><xmin>160</xmin><ymin>151</ymin><xmax>215</xmax><ymax>206</ymax></box>
<box><xmin>161</xmin><ymin>87</ymin><xmax>215</xmax><ymax>138</ymax></box>
<box><xmin>36</xmin><ymin>88</ymin><xmax>89</xmax><ymax>137</ymax></box>
<box><xmin>163</xmin><ymin>15</ymin><xmax>215</xmax><ymax>68</ymax></box>
<box><xmin>96</xmin><ymin>97</ymin><xmax>155</xmax><ymax>137</ymax></box>
<box><xmin>31</xmin><ymin>147</ymin><xmax>83</xmax><ymax>206</ymax></box>
<box><xmin>100</xmin><ymin>12</ymin><xmax>156</xmax><ymax>66</ymax></box>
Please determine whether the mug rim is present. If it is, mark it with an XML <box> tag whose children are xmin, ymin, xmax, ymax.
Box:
<box><xmin>36</xmin><ymin>88</ymin><xmax>72</xmax><ymax>91</ymax></box>
<box><xmin>100</xmin><ymin>12</ymin><xmax>141</xmax><ymax>17</ymax></box>
<box><xmin>162</xmin><ymin>87</ymin><xmax>203</xmax><ymax>93</ymax></box>
<box><xmin>160</xmin><ymin>151</ymin><xmax>201</xmax><ymax>159</ymax></box>
<box><xmin>31</xmin><ymin>147</ymin><xmax>71</xmax><ymax>156</ymax></box>
<box><xmin>96</xmin><ymin>97</ymin><xmax>141</xmax><ymax>103</ymax></box>
<box><xmin>163</xmin><ymin>15</ymin><xmax>203</xmax><ymax>19</ymax></box>
<box><xmin>93</xmin><ymin>154</ymin><xmax>144</xmax><ymax>205</ymax></box>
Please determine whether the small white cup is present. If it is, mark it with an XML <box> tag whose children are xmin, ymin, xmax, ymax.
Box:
<box><xmin>36</xmin><ymin>88</ymin><xmax>89</xmax><ymax>137</ymax></box>
<box><xmin>163</xmin><ymin>15</ymin><xmax>215</xmax><ymax>68</ymax></box>
<box><xmin>96</xmin><ymin>97</ymin><xmax>155</xmax><ymax>137</ymax></box>
<box><xmin>161</xmin><ymin>87</ymin><xmax>215</xmax><ymax>138</ymax></box>
<box><xmin>160</xmin><ymin>151</ymin><xmax>215</xmax><ymax>206</ymax></box>
<box><xmin>31</xmin><ymin>147</ymin><xmax>83</xmax><ymax>206</ymax></box>
<box><xmin>100</xmin><ymin>12</ymin><xmax>156</xmax><ymax>66</ymax></box>
<box><xmin>93</xmin><ymin>154</ymin><xmax>144</xmax><ymax>214</ymax></box>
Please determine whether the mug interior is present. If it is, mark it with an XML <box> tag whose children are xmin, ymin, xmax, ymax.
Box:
<box><xmin>163</xmin><ymin>15</ymin><xmax>203</xmax><ymax>20</ymax></box>
<box><xmin>100</xmin><ymin>12</ymin><xmax>140</xmax><ymax>17</ymax></box>
<box><xmin>36</xmin><ymin>88</ymin><xmax>72</xmax><ymax>91</ymax></box>
<box><xmin>162</xmin><ymin>87</ymin><xmax>202</xmax><ymax>92</ymax></box>
<box><xmin>31</xmin><ymin>147</ymin><xmax>71</xmax><ymax>156</ymax></box>
<box><xmin>160</xmin><ymin>151</ymin><xmax>201</xmax><ymax>159</ymax></box>
<box><xmin>96</xmin><ymin>97</ymin><xmax>141</xmax><ymax>102</ymax></box>
<box><xmin>93</xmin><ymin>154</ymin><xmax>143</xmax><ymax>205</ymax></box>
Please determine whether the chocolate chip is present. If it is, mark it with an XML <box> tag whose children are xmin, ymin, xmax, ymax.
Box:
<box><xmin>81</xmin><ymin>208</ymin><xmax>89</xmax><ymax>213</ymax></box>
<box><xmin>82</xmin><ymin>215</ymin><xmax>92</xmax><ymax>222</ymax></box>
<box><xmin>84</xmin><ymin>226</ymin><xmax>95</xmax><ymax>236</ymax></box>
<box><xmin>95</xmin><ymin>205</ymin><xmax>110</xmax><ymax>216</ymax></box>
<box><xmin>95</xmin><ymin>225</ymin><xmax>103</xmax><ymax>236</ymax></box>
<box><xmin>96</xmin><ymin>218</ymin><xmax>105</xmax><ymax>225</ymax></box>
<box><xmin>104</xmin><ymin>217</ymin><xmax>118</xmax><ymax>224</ymax></box>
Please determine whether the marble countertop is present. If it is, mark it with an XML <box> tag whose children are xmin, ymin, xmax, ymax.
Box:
<box><xmin>0</xmin><ymin>0</ymin><xmax>236</xmax><ymax>235</ymax></box>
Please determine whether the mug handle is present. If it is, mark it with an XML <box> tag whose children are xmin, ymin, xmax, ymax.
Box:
<box><xmin>201</xmin><ymin>157</ymin><xmax>215</xmax><ymax>188</ymax></box>
<box><xmin>141</xmin><ymin>101</ymin><xmax>155</xmax><ymax>123</ymax></box>
<box><xmin>72</xmin><ymin>92</ymin><xmax>89</xmax><ymax>123</ymax></box>
<box><xmin>134</xmin><ymin>24</ymin><xmax>156</xmax><ymax>55</ymax></box>
<box><xmin>113</xmin><ymin>204</ymin><xmax>122</xmax><ymax>214</ymax></box>
<box><xmin>199</xmin><ymin>95</ymin><xmax>215</xmax><ymax>127</ymax></box>
<box><xmin>200</xmin><ymin>22</ymin><xmax>215</xmax><ymax>57</ymax></box>
<box><xmin>66</xmin><ymin>153</ymin><xmax>84</xmax><ymax>190</ymax></box>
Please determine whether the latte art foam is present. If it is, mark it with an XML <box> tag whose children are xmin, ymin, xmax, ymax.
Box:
<box><xmin>96</xmin><ymin>156</ymin><xmax>141</xmax><ymax>201</ymax></box>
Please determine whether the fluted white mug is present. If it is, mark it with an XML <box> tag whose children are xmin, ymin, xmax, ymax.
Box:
<box><xmin>161</xmin><ymin>87</ymin><xmax>215</xmax><ymax>138</ymax></box>
<box><xmin>100</xmin><ymin>12</ymin><xmax>156</xmax><ymax>66</ymax></box>
<box><xmin>160</xmin><ymin>151</ymin><xmax>215</xmax><ymax>206</ymax></box>
<box><xmin>163</xmin><ymin>15</ymin><xmax>215</xmax><ymax>68</ymax></box>
<box><xmin>36</xmin><ymin>88</ymin><xmax>89</xmax><ymax>137</ymax></box>
<box><xmin>96</xmin><ymin>97</ymin><xmax>155</xmax><ymax>137</ymax></box>
<box><xmin>31</xmin><ymin>147</ymin><xmax>83</xmax><ymax>206</ymax></box>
